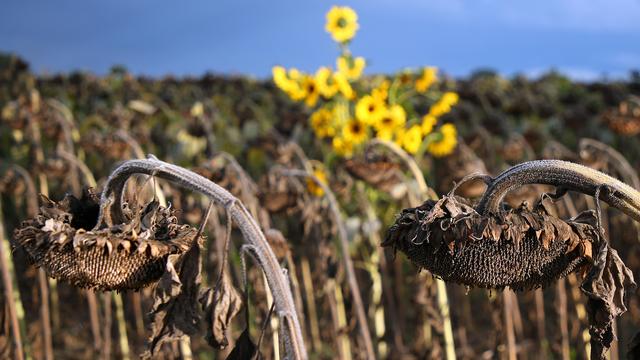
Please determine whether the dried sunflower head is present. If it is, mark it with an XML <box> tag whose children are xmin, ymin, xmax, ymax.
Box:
<box><xmin>344</xmin><ymin>154</ymin><xmax>405</xmax><ymax>195</ymax></box>
<box><xmin>13</xmin><ymin>189</ymin><xmax>203</xmax><ymax>291</ymax></box>
<box><xmin>383</xmin><ymin>195</ymin><xmax>596</xmax><ymax>290</ymax></box>
<box><xmin>79</xmin><ymin>131</ymin><xmax>131</xmax><ymax>159</ymax></box>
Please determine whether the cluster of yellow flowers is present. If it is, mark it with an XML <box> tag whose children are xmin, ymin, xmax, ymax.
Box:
<box><xmin>273</xmin><ymin>6</ymin><xmax>459</xmax><ymax>159</ymax></box>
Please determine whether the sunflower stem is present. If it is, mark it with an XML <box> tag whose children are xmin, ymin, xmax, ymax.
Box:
<box><xmin>475</xmin><ymin>160</ymin><xmax>640</xmax><ymax>222</ymax></box>
<box><xmin>282</xmin><ymin>169</ymin><xmax>376</xmax><ymax>360</ymax></box>
<box><xmin>99</xmin><ymin>155</ymin><xmax>307</xmax><ymax>359</ymax></box>
<box><xmin>369</xmin><ymin>138</ymin><xmax>456</xmax><ymax>360</ymax></box>
<box><xmin>0</xmin><ymin>197</ymin><xmax>27</xmax><ymax>360</ymax></box>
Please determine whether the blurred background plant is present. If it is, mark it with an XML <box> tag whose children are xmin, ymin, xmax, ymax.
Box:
<box><xmin>272</xmin><ymin>6</ymin><xmax>459</xmax><ymax>161</ymax></box>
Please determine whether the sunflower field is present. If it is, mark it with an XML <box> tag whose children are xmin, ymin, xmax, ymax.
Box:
<box><xmin>2</xmin><ymin>5</ymin><xmax>640</xmax><ymax>360</ymax></box>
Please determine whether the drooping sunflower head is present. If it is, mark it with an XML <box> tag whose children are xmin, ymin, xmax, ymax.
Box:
<box><xmin>325</xmin><ymin>6</ymin><xmax>359</xmax><ymax>43</ymax></box>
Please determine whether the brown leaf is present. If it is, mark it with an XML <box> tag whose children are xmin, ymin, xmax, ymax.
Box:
<box><xmin>344</xmin><ymin>158</ymin><xmax>403</xmax><ymax>192</ymax></box>
<box><xmin>581</xmin><ymin>241</ymin><xmax>637</xmax><ymax>360</ymax></box>
<box><xmin>261</xmin><ymin>191</ymin><xmax>297</xmax><ymax>213</ymax></box>
<box><xmin>199</xmin><ymin>274</ymin><xmax>243</xmax><ymax>349</ymax></box>
<box><xmin>226</xmin><ymin>329</ymin><xmax>257</xmax><ymax>360</ymax></box>
<box><xmin>142</xmin><ymin>244</ymin><xmax>202</xmax><ymax>358</ymax></box>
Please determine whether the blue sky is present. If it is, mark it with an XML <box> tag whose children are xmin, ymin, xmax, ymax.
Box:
<box><xmin>1</xmin><ymin>0</ymin><xmax>639</xmax><ymax>80</ymax></box>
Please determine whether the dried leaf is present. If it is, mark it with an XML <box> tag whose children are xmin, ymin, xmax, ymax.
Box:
<box><xmin>142</xmin><ymin>244</ymin><xmax>202</xmax><ymax>358</ymax></box>
<box><xmin>199</xmin><ymin>274</ymin><xmax>243</xmax><ymax>349</ymax></box>
<box><xmin>344</xmin><ymin>158</ymin><xmax>403</xmax><ymax>192</ymax></box>
<box><xmin>226</xmin><ymin>329</ymin><xmax>257</xmax><ymax>360</ymax></box>
<box><xmin>261</xmin><ymin>191</ymin><xmax>297</xmax><ymax>213</ymax></box>
<box><xmin>581</xmin><ymin>241</ymin><xmax>636</xmax><ymax>359</ymax></box>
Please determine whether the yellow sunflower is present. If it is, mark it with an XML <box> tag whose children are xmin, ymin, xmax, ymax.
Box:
<box><xmin>427</xmin><ymin>123</ymin><xmax>458</xmax><ymax>157</ymax></box>
<box><xmin>272</xmin><ymin>66</ymin><xmax>290</xmax><ymax>91</ymax></box>
<box><xmin>301</xmin><ymin>75</ymin><xmax>320</xmax><ymax>107</ymax></box>
<box><xmin>272</xmin><ymin>66</ymin><xmax>306</xmax><ymax>101</ymax></box>
<box><xmin>374</xmin><ymin>105</ymin><xmax>406</xmax><ymax>141</ymax></box>
<box><xmin>325</xmin><ymin>6</ymin><xmax>359</xmax><ymax>43</ymax></box>
<box><xmin>337</xmin><ymin>56</ymin><xmax>366</xmax><ymax>80</ymax></box>
<box><xmin>421</xmin><ymin>115</ymin><xmax>437</xmax><ymax>135</ymax></box>
<box><xmin>334</xmin><ymin>72</ymin><xmax>355</xmax><ymax>99</ymax></box>
<box><xmin>399</xmin><ymin>124</ymin><xmax>423</xmax><ymax>154</ymax></box>
<box><xmin>372</xmin><ymin>80</ymin><xmax>390</xmax><ymax>101</ymax></box>
<box><xmin>393</xmin><ymin>127</ymin><xmax>406</xmax><ymax>148</ymax></box>
<box><xmin>415</xmin><ymin>67</ymin><xmax>437</xmax><ymax>93</ymax></box>
<box><xmin>332</xmin><ymin>135</ymin><xmax>354</xmax><ymax>157</ymax></box>
<box><xmin>428</xmin><ymin>91</ymin><xmax>459</xmax><ymax>118</ymax></box>
<box><xmin>307</xmin><ymin>165</ymin><xmax>328</xmax><ymax>197</ymax></box>
<box><xmin>315</xmin><ymin>67</ymin><xmax>339</xmax><ymax>99</ymax></box>
<box><xmin>310</xmin><ymin>108</ymin><xmax>336</xmax><ymax>138</ymax></box>
<box><xmin>342</xmin><ymin>118</ymin><xmax>369</xmax><ymax>145</ymax></box>
<box><xmin>356</xmin><ymin>95</ymin><xmax>386</xmax><ymax>125</ymax></box>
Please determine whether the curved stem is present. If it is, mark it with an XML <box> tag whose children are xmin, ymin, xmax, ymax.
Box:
<box><xmin>48</xmin><ymin>99</ymin><xmax>82</xmax><ymax>194</ymax></box>
<box><xmin>368</xmin><ymin>139</ymin><xmax>438</xmax><ymax>200</ymax></box>
<box><xmin>0</xmin><ymin>198</ymin><xmax>25</xmax><ymax>360</ymax></box>
<box><xmin>8</xmin><ymin>165</ymin><xmax>39</xmax><ymax>220</ymax></box>
<box><xmin>282</xmin><ymin>169</ymin><xmax>375</xmax><ymax>360</ymax></box>
<box><xmin>114</xmin><ymin>130</ymin><xmax>146</xmax><ymax>160</ymax></box>
<box><xmin>476</xmin><ymin>160</ymin><xmax>640</xmax><ymax>222</ymax></box>
<box><xmin>579</xmin><ymin>138</ymin><xmax>640</xmax><ymax>190</ymax></box>
<box><xmin>98</xmin><ymin>156</ymin><xmax>307</xmax><ymax>359</ymax></box>
<box><xmin>6</xmin><ymin>165</ymin><xmax>54</xmax><ymax>359</ymax></box>
<box><xmin>57</xmin><ymin>149</ymin><xmax>97</xmax><ymax>187</ymax></box>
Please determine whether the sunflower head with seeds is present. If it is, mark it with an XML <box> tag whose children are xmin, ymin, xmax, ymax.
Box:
<box><xmin>272</xmin><ymin>5</ymin><xmax>459</xmax><ymax>159</ymax></box>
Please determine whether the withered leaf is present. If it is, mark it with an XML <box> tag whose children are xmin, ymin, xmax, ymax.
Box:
<box><xmin>142</xmin><ymin>244</ymin><xmax>202</xmax><ymax>358</ymax></box>
<box><xmin>344</xmin><ymin>158</ymin><xmax>403</xmax><ymax>192</ymax></box>
<box><xmin>581</xmin><ymin>241</ymin><xmax>636</xmax><ymax>360</ymax></box>
<box><xmin>226</xmin><ymin>329</ymin><xmax>257</xmax><ymax>360</ymax></box>
<box><xmin>199</xmin><ymin>274</ymin><xmax>243</xmax><ymax>349</ymax></box>
<box><xmin>261</xmin><ymin>191</ymin><xmax>297</xmax><ymax>213</ymax></box>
